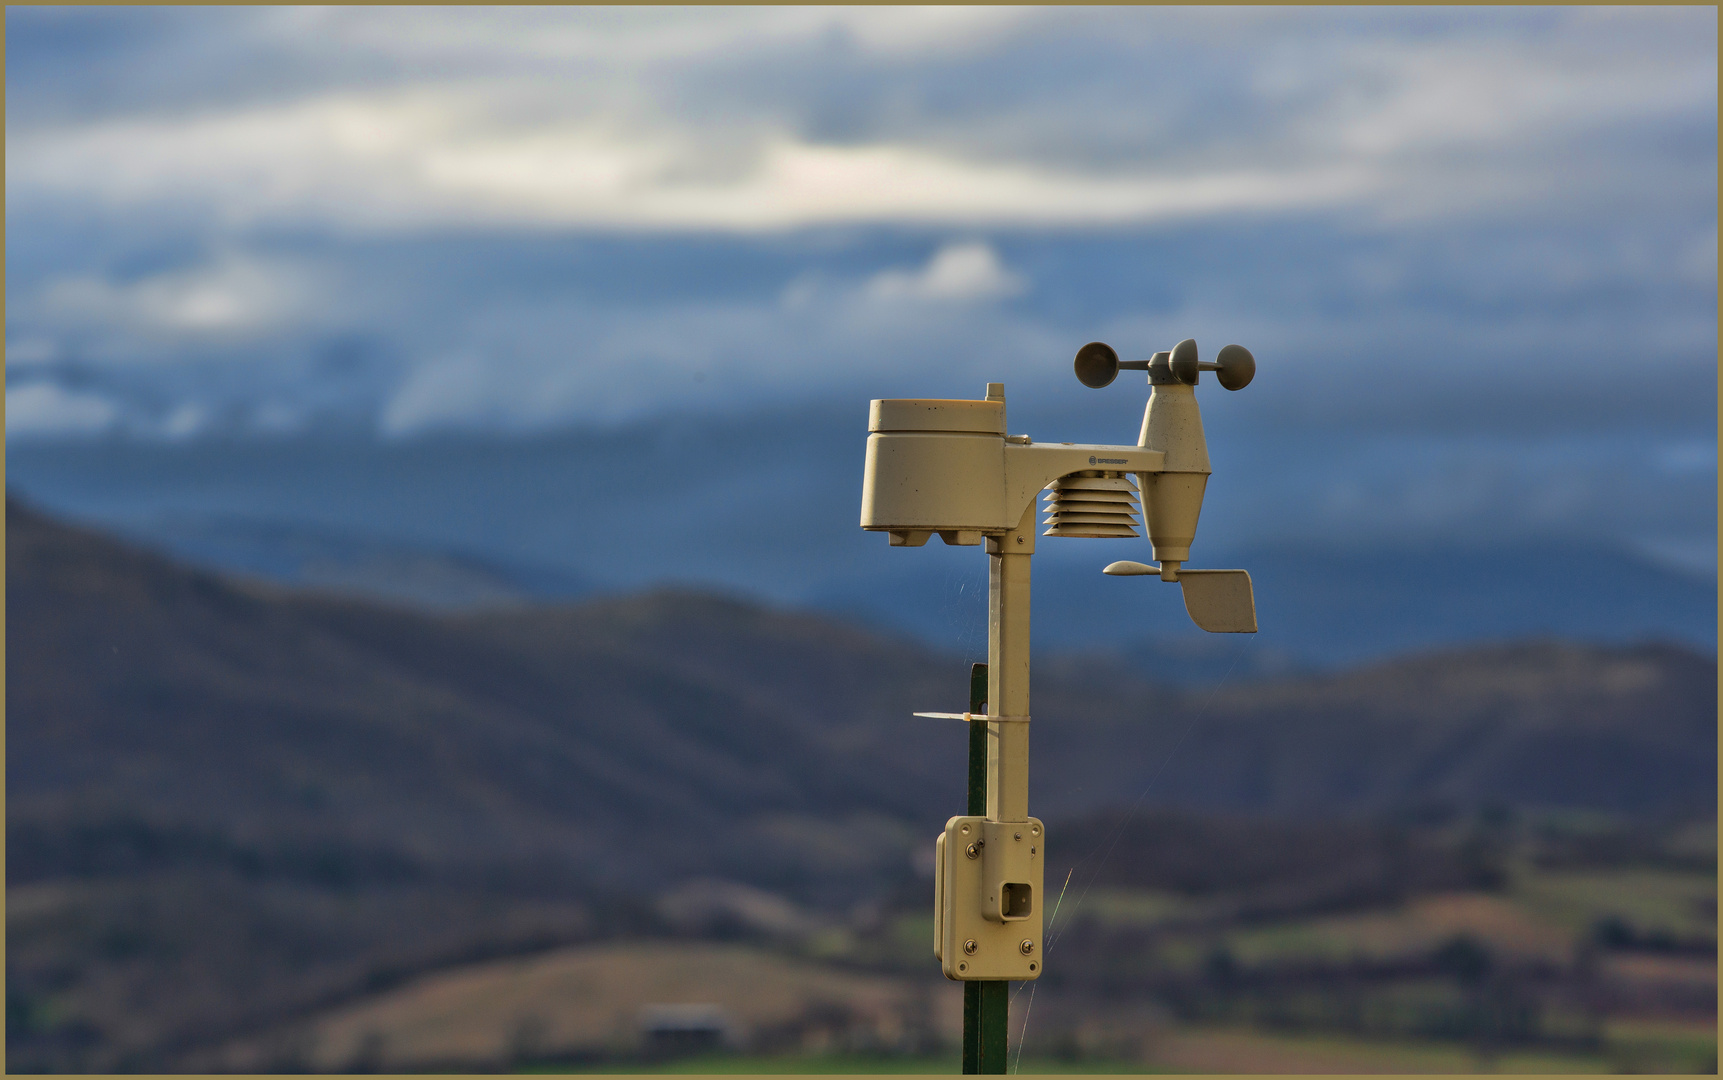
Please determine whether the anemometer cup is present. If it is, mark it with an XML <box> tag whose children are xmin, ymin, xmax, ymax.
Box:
<box><xmin>1073</xmin><ymin>341</ymin><xmax>1120</xmax><ymax>388</ymax></box>
<box><xmin>1166</xmin><ymin>338</ymin><xmax>1202</xmax><ymax>384</ymax></box>
<box><xmin>1213</xmin><ymin>344</ymin><xmax>1256</xmax><ymax>391</ymax></box>
<box><xmin>1169</xmin><ymin>340</ymin><xmax>1256</xmax><ymax>390</ymax></box>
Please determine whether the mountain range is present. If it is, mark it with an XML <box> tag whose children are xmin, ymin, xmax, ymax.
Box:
<box><xmin>8</xmin><ymin>417</ymin><xmax>1715</xmax><ymax>675</ymax></box>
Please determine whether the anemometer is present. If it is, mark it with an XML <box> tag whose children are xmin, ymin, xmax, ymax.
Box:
<box><xmin>858</xmin><ymin>337</ymin><xmax>1257</xmax><ymax>1072</ymax></box>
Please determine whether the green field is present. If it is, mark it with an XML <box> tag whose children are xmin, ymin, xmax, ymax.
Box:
<box><xmin>527</xmin><ymin>1053</ymin><xmax>1156</xmax><ymax>1073</ymax></box>
<box><xmin>521</xmin><ymin>1027</ymin><xmax>1682</xmax><ymax>1074</ymax></box>
<box><xmin>318</xmin><ymin>849</ymin><xmax>1718</xmax><ymax>1075</ymax></box>
<box><xmin>44</xmin><ymin>814</ymin><xmax>1704</xmax><ymax>1074</ymax></box>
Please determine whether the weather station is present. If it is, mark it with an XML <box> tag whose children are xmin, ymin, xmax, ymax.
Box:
<box><xmin>858</xmin><ymin>337</ymin><xmax>1257</xmax><ymax>1073</ymax></box>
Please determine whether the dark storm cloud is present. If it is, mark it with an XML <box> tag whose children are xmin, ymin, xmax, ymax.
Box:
<box><xmin>5</xmin><ymin>8</ymin><xmax>1714</xmax><ymax>569</ymax></box>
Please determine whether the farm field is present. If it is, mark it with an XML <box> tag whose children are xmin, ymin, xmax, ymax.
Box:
<box><xmin>528</xmin><ymin>1030</ymin><xmax>1636</xmax><ymax>1074</ymax></box>
<box><xmin>190</xmin><ymin>851</ymin><xmax>1713</xmax><ymax>1074</ymax></box>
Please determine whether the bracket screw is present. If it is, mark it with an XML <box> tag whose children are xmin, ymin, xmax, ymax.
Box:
<box><xmin>965</xmin><ymin>842</ymin><xmax>981</xmax><ymax>859</ymax></box>
<box><xmin>1019</xmin><ymin>939</ymin><xmax>1035</xmax><ymax>955</ymax></box>
<box><xmin>963</xmin><ymin>939</ymin><xmax>979</xmax><ymax>955</ymax></box>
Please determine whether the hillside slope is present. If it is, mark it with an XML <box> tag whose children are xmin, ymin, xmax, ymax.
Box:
<box><xmin>6</xmin><ymin>498</ymin><xmax>966</xmax><ymax>900</ymax></box>
<box><xmin>11</xmin><ymin>494</ymin><xmax>1714</xmax><ymax>886</ymax></box>
<box><xmin>14</xmin><ymin>495</ymin><xmax>1713</xmax><ymax>869</ymax></box>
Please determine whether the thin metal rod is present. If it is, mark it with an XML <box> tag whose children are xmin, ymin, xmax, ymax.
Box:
<box><xmin>986</xmin><ymin>504</ymin><xmax>1034</xmax><ymax>822</ymax></box>
<box><xmin>967</xmin><ymin>663</ymin><xmax>988</xmax><ymax>818</ymax></box>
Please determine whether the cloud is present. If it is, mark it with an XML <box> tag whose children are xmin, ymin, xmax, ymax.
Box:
<box><xmin>7</xmin><ymin>95</ymin><xmax>1374</xmax><ymax>231</ymax></box>
<box><xmin>1</xmin><ymin>8</ymin><xmax>1711</xmax><ymax>590</ymax></box>
<box><xmin>368</xmin><ymin>286</ymin><xmax>1056</xmax><ymax>437</ymax></box>
<box><xmin>35</xmin><ymin>253</ymin><xmax>315</xmax><ymax>341</ymax></box>
<box><xmin>5</xmin><ymin>338</ymin><xmax>59</xmax><ymax>366</ymax></box>
<box><xmin>6</xmin><ymin>215</ymin><xmax>1711</xmax><ymax>442</ymax></box>
<box><xmin>6</xmin><ymin>9</ymin><xmax>1712</xmax><ymax>232</ymax></box>
<box><xmin>1656</xmin><ymin>440</ymin><xmax>1719</xmax><ymax>476</ymax></box>
<box><xmin>5</xmin><ymin>383</ymin><xmax>121</xmax><ymax>438</ymax></box>
<box><xmin>159</xmin><ymin>402</ymin><xmax>208</xmax><ymax>441</ymax></box>
<box><xmin>304</xmin><ymin>6</ymin><xmax>1040</xmax><ymax>65</ymax></box>
<box><xmin>250</xmin><ymin>400</ymin><xmax>305</xmax><ymax>435</ymax></box>
<box><xmin>1682</xmin><ymin>225</ymin><xmax>1719</xmax><ymax>286</ymax></box>
<box><xmin>3</xmin><ymin>8</ymin><xmax>1713</xmax><ymax>454</ymax></box>
<box><xmin>867</xmin><ymin>242</ymin><xmax>1026</xmax><ymax>302</ymax></box>
<box><xmin>378</xmin><ymin>355</ymin><xmax>498</xmax><ymax>438</ymax></box>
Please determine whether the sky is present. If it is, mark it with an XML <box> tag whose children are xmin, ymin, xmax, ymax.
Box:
<box><xmin>5</xmin><ymin>6</ymin><xmax>1718</xmax><ymax>578</ymax></box>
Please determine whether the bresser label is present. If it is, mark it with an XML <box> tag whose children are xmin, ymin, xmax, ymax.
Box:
<box><xmin>1089</xmin><ymin>456</ymin><xmax>1128</xmax><ymax>465</ymax></box>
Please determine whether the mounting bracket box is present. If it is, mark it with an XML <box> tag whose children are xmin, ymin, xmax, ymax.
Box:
<box><xmin>933</xmin><ymin>815</ymin><xmax>1044</xmax><ymax>981</ymax></box>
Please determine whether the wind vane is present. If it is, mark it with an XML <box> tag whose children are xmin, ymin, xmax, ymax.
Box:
<box><xmin>858</xmin><ymin>336</ymin><xmax>1257</xmax><ymax>1072</ymax></box>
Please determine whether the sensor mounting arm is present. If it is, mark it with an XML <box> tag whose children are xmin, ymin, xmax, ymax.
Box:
<box><xmin>1002</xmin><ymin>442</ymin><xmax>1163</xmax><ymax>538</ymax></box>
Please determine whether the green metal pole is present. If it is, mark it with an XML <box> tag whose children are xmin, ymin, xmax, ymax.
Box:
<box><xmin>962</xmin><ymin>663</ymin><xmax>985</xmax><ymax>1074</ymax></box>
<box><xmin>961</xmin><ymin>663</ymin><xmax>1007</xmax><ymax>1073</ymax></box>
<box><xmin>979</xmin><ymin>981</ymin><xmax>1009</xmax><ymax>1073</ymax></box>
<box><xmin>962</xmin><ymin>981</ymin><xmax>982</xmax><ymax>1075</ymax></box>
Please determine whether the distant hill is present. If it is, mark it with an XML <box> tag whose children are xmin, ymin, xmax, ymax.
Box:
<box><xmin>10</xmin><ymin>495</ymin><xmax>1713</xmax><ymax>874</ymax></box>
<box><xmin>6</xmin><ymin>497</ymin><xmax>1715</xmax><ymax>1070</ymax></box>
<box><xmin>5</xmin><ymin>497</ymin><xmax>961</xmax><ymax>903</ymax></box>
<box><xmin>1038</xmin><ymin>637</ymin><xmax>1717</xmax><ymax>820</ymax></box>
<box><xmin>103</xmin><ymin>514</ymin><xmax>592</xmax><ymax>610</ymax></box>
<box><xmin>8</xmin><ymin>424</ymin><xmax>1715</xmax><ymax>669</ymax></box>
